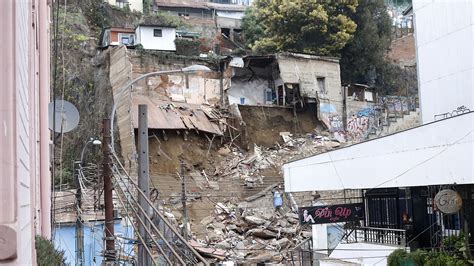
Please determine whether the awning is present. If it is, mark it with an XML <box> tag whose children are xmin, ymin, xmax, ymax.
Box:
<box><xmin>132</xmin><ymin>95</ymin><xmax>224</xmax><ymax>135</ymax></box>
<box><xmin>283</xmin><ymin>112</ymin><xmax>474</xmax><ymax>192</ymax></box>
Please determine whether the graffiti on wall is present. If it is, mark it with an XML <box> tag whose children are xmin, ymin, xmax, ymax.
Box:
<box><xmin>328</xmin><ymin>114</ymin><xmax>344</xmax><ymax>132</ymax></box>
<box><xmin>333</xmin><ymin>105</ymin><xmax>381</xmax><ymax>143</ymax></box>
<box><xmin>434</xmin><ymin>105</ymin><xmax>471</xmax><ymax>121</ymax></box>
<box><xmin>320</xmin><ymin>102</ymin><xmax>342</xmax><ymax>133</ymax></box>
<box><xmin>378</xmin><ymin>96</ymin><xmax>414</xmax><ymax>114</ymax></box>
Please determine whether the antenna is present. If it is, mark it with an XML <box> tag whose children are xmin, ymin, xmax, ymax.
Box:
<box><xmin>48</xmin><ymin>100</ymin><xmax>80</xmax><ymax>133</ymax></box>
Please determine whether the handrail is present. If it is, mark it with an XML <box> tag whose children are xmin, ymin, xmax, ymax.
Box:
<box><xmin>358</xmin><ymin>226</ymin><xmax>406</xmax><ymax>232</ymax></box>
<box><xmin>110</xmin><ymin>148</ymin><xmax>209</xmax><ymax>265</ymax></box>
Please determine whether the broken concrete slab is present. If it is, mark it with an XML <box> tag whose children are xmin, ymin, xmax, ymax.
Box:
<box><xmin>244</xmin><ymin>215</ymin><xmax>266</xmax><ymax>225</ymax></box>
<box><xmin>247</xmin><ymin>228</ymin><xmax>278</xmax><ymax>239</ymax></box>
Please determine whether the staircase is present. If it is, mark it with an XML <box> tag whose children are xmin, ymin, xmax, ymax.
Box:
<box><xmin>367</xmin><ymin>108</ymin><xmax>420</xmax><ymax>140</ymax></box>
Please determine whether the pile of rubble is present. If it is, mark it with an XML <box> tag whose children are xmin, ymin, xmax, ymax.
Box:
<box><xmin>189</xmin><ymin>201</ymin><xmax>312</xmax><ymax>263</ymax></box>
<box><xmin>155</xmin><ymin>132</ymin><xmax>343</xmax><ymax>262</ymax></box>
<box><xmin>211</xmin><ymin>131</ymin><xmax>342</xmax><ymax>187</ymax></box>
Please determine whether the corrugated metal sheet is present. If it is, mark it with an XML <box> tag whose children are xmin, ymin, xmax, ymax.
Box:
<box><xmin>132</xmin><ymin>95</ymin><xmax>223</xmax><ymax>135</ymax></box>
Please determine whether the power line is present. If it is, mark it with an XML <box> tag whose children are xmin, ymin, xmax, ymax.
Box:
<box><xmin>287</xmin><ymin>138</ymin><xmax>474</xmax><ymax>170</ymax></box>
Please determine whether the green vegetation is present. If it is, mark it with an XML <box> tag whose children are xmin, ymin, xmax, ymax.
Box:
<box><xmin>175</xmin><ymin>38</ymin><xmax>201</xmax><ymax>56</ymax></box>
<box><xmin>241</xmin><ymin>0</ymin><xmax>415</xmax><ymax>95</ymax></box>
<box><xmin>340</xmin><ymin>0</ymin><xmax>392</xmax><ymax>87</ymax></box>
<box><xmin>141</xmin><ymin>11</ymin><xmax>190</xmax><ymax>30</ymax></box>
<box><xmin>35</xmin><ymin>235</ymin><xmax>66</xmax><ymax>266</ymax></box>
<box><xmin>241</xmin><ymin>8</ymin><xmax>264</xmax><ymax>51</ymax></box>
<box><xmin>388</xmin><ymin>235</ymin><xmax>473</xmax><ymax>266</ymax></box>
<box><xmin>241</xmin><ymin>0</ymin><xmax>358</xmax><ymax>55</ymax></box>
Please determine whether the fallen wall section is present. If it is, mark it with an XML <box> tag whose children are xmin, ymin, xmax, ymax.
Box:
<box><xmin>109</xmin><ymin>46</ymin><xmax>137</xmax><ymax>177</ymax></box>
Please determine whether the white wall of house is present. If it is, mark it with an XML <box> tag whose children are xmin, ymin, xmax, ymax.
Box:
<box><xmin>135</xmin><ymin>26</ymin><xmax>176</xmax><ymax>51</ymax></box>
<box><xmin>413</xmin><ymin>0</ymin><xmax>474</xmax><ymax>123</ymax></box>
<box><xmin>228</xmin><ymin>79</ymin><xmax>270</xmax><ymax>105</ymax></box>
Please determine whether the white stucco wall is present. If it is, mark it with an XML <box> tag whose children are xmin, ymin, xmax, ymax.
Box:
<box><xmin>413</xmin><ymin>0</ymin><xmax>474</xmax><ymax>123</ymax></box>
<box><xmin>283</xmin><ymin>112</ymin><xmax>474</xmax><ymax>192</ymax></box>
<box><xmin>136</xmin><ymin>26</ymin><xmax>176</xmax><ymax>51</ymax></box>
<box><xmin>228</xmin><ymin>79</ymin><xmax>269</xmax><ymax>105</ymax></box>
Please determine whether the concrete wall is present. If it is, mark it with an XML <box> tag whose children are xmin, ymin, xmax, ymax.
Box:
<box><xmin>228</xmin><ymin>79</ymin><xmax>269</xmax><ymax>105</ymax></box>
<box><xmin>109</xmin><ymin>46</ymin><xmax>137</xmax><ymax>179</ymax></box>
<box><xmin>106</xmin><ymin>0</ymin><xmax>143</xmax><ymax>12</ymax></box>
<box><xmin>0</xmin><ymin>0</ymin><xmax>51</xmax><ymax>263</ymax></box>
<box><xmin>276</xmin><ymin>54</ymin><xmax>343</xmax><ymax>131</ymax></box>
<box><xmin>127</xmin><ymin>50</ymin><xmax>231</xmax><ymax>106</ymax></box>
<box><xmin>413</xmin><ymin>0</ymin><xmax>474</xmax><ymax>123</ymax></box>
<box><xmin>216</xmin><ymin>16</ymin><xmax>242</xmax><ymax>29</ymax></box>
<box><xmin>136</xmin><ymin>26</ymin><xmax>176</xmax><ymax>51</ymax></box>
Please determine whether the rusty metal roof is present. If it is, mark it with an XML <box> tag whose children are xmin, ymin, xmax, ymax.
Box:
<box><xmin>132</xmin><ymin>95</ymin><xmax>223</xmax><ymax>135</ymax></box>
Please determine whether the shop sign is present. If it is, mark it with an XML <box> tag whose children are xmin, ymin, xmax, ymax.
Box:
<box><xmin>299</xmin><ymin>203</ymin><xmax>364</xmax><ymax>225</ymax></box>
<box><xmin>434</xmin><ymin>189</ymin><xmax>462</xmax><ymax>214</ymax></box>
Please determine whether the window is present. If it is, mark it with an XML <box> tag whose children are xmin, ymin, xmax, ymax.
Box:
<box><xmin>265</xmin><ymin>88</ymin><xmax>274</xmax><ymax>104</ymax></box>
<box><xmin>118</xmin><ymin>34</ymin><xmax>135</xmax><ymax>45</ymax></box>
<box><xmin>317</xmin><ymin>77</ymin><xmax>326</xmax><ymax>94</ymax></box>
<box><xmin>121</xmin><ymin>37</ymin><xmax>129</xmax><ymax>45</ymax></box>
<box><xmin>153</xmin><ymin>29</ymin><xmax>163</xmax><ymax>37</ymax></box>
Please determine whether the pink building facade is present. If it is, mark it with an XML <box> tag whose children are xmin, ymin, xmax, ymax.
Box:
<box><xmin>0</xmin><ymin>0</ymin><xmax>51</xmax><ymax>264</ymax></box>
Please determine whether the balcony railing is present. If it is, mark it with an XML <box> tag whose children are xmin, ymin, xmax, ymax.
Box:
<box><xmin>345</xmin><ymin>226</ymin><xmax>406</xmax><ymax>246</ymax></box>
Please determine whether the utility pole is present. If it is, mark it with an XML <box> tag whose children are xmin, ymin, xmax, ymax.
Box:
<box><xmin>102</xmin><ymin>119</ymin><xmax>115</xmax><ymax>262</ymax></box>
<box><xmin>74</xmin><ymin>161</ymin><xmax>84</xmax><ymax>265</ymax></box>
<box><xmin>181</xmin><ymin>161</ymin><xmax>189</xmax><ymax>240</ymax></box>
<box><xmin>137</xmin><ymin>105</ymin><xmax>151</xmax><ymax>265</ymax></box>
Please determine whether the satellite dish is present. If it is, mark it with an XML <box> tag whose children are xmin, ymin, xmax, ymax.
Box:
<box><xmin>48</xmin><ymin>100</ymin><xmax>80</xmax><ymax>133</ymax></box>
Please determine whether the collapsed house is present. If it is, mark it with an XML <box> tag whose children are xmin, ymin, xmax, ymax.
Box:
<box><xmin>228</xmin><ymin>53</ymin><xmax>343</xmax><ymax>111</ymax></box>
<box><xmin>227</xmin><ymin>53</ymin><xmax>344</xmax><ymax>141</ymax></box>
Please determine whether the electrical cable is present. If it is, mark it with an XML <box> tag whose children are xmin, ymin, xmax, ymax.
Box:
<box><xmin>286</xmin><ymin>138</ymin><xmax>474</xmax><ymax>170</ymax></box>
<box><xmin>112</xmin><ymin>169</ymin><xmax>188</xmax><ymax>265</ymax></box>
<box><xmin>113</xmin><ymin>183</ymin><xmax>156</xmax><ymax>265</ymax></box>
<box><xmin>110</xmin><ymin>155</ymin><xmax>207</xmax><ymax>264</ymax></box>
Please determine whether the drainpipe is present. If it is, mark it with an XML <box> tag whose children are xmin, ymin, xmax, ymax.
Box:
<box><xmin>220</xmin><ymin>62</ymin><xmax>225</xmax><ymax>107</ymax></box>
<box><xmin>286</xmin><ymin>192</ymin><xmax>299</xmax><ymax>212</ymax></box>
<box><xmin>39</xmin><ymin>0</ymin><xmax>51</xmax><ymax>238</ymax></box>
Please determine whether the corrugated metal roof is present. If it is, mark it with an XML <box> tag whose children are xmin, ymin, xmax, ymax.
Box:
<box><xmin>132</xmin><ymin>95</ymin><xmax>224</xmax><ymax>135</ymax></box>
<box><xmin>207</xmin><ymin>2</ymin><xmax>247</xmax><ymax>11</ymax></box>
<box><xmin>155</xmin><ymin>0</ymin><xmax>210</xmax><ymax>9</ymax></box>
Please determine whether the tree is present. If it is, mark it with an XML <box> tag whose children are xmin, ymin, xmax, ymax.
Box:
<box><xmin>242</xmin><ymin>0</ymin><xmax>358</xmax><ymax>55</ymax></box>
<box><xmin>339</xmin><ymin>0</ymin><xmax>393</xmax><ymax>87</ymax></box>
<box><xmin>241</xmin><ymin>8</ymin><xmax>264</xmax><ymax>49</ymax></box>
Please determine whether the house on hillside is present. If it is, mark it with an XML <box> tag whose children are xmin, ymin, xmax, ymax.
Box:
<box><xmin>135</xmin><ymin>24</ymin><xmax>177</xmax><ymax>51</ymax></box>
<box><xmin>154</xmin><ymin>0</ymin><xmax>213</xmax><ymax>18</ymax></box>
<box><xmin>208</xmin><ymin>2</ymin><xmax>246</xmax><ymax>42</ymax></box>
<box><xmin>100</xmin><ymin>27</ymin><xmax>136</xmax><ymax>48</ymax></box>
<box><xmin>153</xmin><ymin>0</ymin><xmax>249</xmax><ymax>43</ymax></box>
<box><xmin>228</xmin><ymin>53</ymin><xmax>344</xmax><ymax>126</ymax></box>
<box><xmin>104</xmin><ymin>0</ymin><xmax>143</xmax><ymax>12</ymax></box>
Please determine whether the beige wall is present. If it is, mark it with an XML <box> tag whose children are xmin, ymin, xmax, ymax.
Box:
<box><xmin>0</xmin><ymin>0</ymin><xmax>51</xmax><ymax>263</ymax></box>
<box><xmin>276</xmin><ymin>54</ymin><xmax>343</xmax><ymax>113</ymax></box>
<box><xmin>127</xmin><ymin>50</ymin><xmax>230</xmax><ymax>106</ymax></box>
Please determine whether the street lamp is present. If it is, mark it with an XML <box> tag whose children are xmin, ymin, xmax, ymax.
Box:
<box><xmin>80</xmin><ymin>138</ymin><xmax>102</xmax><ymax>165</ymax></box>
<box><xmin>75</xmin><ymin>137</ymin><xmax>101</xmax><ymax>266</ymax></box>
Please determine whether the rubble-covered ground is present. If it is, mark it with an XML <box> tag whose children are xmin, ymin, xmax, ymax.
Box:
<box><xmin>149</xmin><ymin>129</ymin><xmax>343</xmax><ymax>263</ymax></box>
